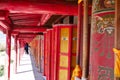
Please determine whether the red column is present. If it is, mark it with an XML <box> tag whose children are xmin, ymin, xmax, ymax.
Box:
<box><xmin>14</xmin><ymin>35</ymin><xmax>18</xmax><ymax>73</ymax></box>
<box><xmin>43</xmin><ymin>32</ymin><xmax>47</xmax><ymax>76</ymax></box>
<box><xmin>17</xmin><ymin>39</ymin><xmax>20</xmax><ymax>65</ymax></box>
<box><xmin>70</xmin><ymin>2</ymin><xmax>83</xmax><ymax>80</ymax></box>
<box><xmin>6</xmin><ymin>30</ymin><xmax>11</xmax><ymax>80</ymax></box>
<box><xmin>53</xmin><ymin>26</ymin><xmax>60</xmax><ymax>80</ymax></box>
<box><xmin>18</xmin><ymin>39</ymin><xmax>22</xmax><ymax>65</ymax></box>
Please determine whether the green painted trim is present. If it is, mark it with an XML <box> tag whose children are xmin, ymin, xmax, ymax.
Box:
<box><xmin>93</xmin><ymin>9</ymin><xmax>115</xmax><ymax>14</ymax></box>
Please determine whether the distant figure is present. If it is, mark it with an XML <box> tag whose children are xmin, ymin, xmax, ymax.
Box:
<box><xmin>24</xmin><ymin>43</ymin><xmax>30</xmax><ymax>54</ymax></box>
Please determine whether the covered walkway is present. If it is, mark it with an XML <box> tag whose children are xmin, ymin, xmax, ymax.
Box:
<box><xmin>0</xmin><ymin>0</ymin><xmax>118</xmax><ymax>80</ymax></box>
<box><xmin>10</xmin><ymin>52</ymin><xmax>45</xmax><ymax>80</ymax></box>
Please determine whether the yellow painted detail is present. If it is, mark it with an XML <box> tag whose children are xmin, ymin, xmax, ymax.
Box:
<box><xmin>72</xmin><ymin>28</ymin><xmax>77</xmax><ymax>53</ymax></box>
<box><xmin>60</xmin><ymin>28</ymin><xmax>69</xmax><ymax>53</ymax></box>
<box><xmin>60</xmin><ymin>55</ymin><xmax>68</xmax><ymax>67</ymax></box>
<box><xmin>71</xmin><ymin>65</ymin><xmax>82</xmax><ymax>80</ymax></box>
<box><xmin>113</xmin><ymin>48</ymin><xmax>120</xmax><ymax>77</ymax></box>
<box><xmin>78</xmin><ymin>0</ymin><xmax>83</xmax><ymax>4</ymax></box>
<box><xmin>59</xmin><ymin>70</ymin><xmax>68</xmax><ymax>80</ymax></box>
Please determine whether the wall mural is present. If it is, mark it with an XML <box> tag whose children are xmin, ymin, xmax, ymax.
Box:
<box><xmin>98</xmin><ymin>66</ymin><xmax>114</xmax><ymax>80</ymax></box>
<box><xmin>90</xmin><ymin>0</ymin><xmax>115</xmax><ymax>80</ymax></box>
<box><xmin>93</xmin><ymin>0</ymin><xmax>115</xmax><ymax>13</ymax></box>
<box><xmin>92</xmin><ymin>14</ymin><xmax>114</xmax><ymax>35</ymax></box>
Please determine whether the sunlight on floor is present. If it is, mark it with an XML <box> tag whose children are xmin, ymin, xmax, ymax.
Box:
<box><xmin>11</xmin><ymin>54</ymin><xmax>34</xmax><ymax>80</ymax></box>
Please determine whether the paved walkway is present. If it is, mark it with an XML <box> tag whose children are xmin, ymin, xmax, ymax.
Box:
<box><xmin>10</xmin><ymin>53</ymin><xmax>44</xmax><ymax>80</ymax></box>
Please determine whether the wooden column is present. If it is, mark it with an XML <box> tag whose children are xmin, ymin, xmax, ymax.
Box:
<box><xmin>82</xmin><ymin>0</ymin><xmax>89</xmax><ymax>79</ymax></box>
<box><xmin>115</xmin><ymin>0</ymin><xmax>120</xmax><ymax>80</ymax></box>
<box><xmin>6</xmin><ymin>30</ymin><xmax>11</xmax><ymax>80</ymax></box>
<box><xmin>77</xmin><ymin>0</ymin><xmax>83</xmax><ymax>65</ymax></box>
<box><xmin>71</xmin><ymin>1</ymin><xmax>83</xmax><ymax>80</ymax></box>
<box><xmin>115</xmin><ymin>0</ymin><xmax>120</xmax><ymax>48</ymax></box>
<box><xmin>14</xmin><ymin>35</ymin><xmax>18</xmax><ymax>73</ymax></box>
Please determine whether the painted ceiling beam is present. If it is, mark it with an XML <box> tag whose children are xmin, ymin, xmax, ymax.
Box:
<box><xmin>0</xmin><ymin>21</ymin><xmax>10</xmax><ymax>30</ymax></box>
<box><xmin>0</xmin><ymin>10</ymin><xmax>9</xmax><ymax>20</ymax></box>
<box><xmin>19</xmin><ymin>38</ymin><xmax>34</xmax><ymax>43</ymax></box>
<box><xmin>19</xmin><ymin>33</ymin><xmax>37</xmax><ymax>35</ymax></box>
<box><xmin>13</xmin><ymin>24</ymin><xmax>51</xmax><ymax>28</ymax></box>
<box><xmin>0</xmin><ymin>25</ymin><xmax>5</xmax><ymax>31</ymax></box>
<box><xmin>0</xmin><ymin>11</ymin><xmax>11</xmax><ymax>30</ymax></box>
<box><xmin>18</xmin><ymin>38</ymin><xmax>33</xmax><ymax>43</ymax></box>
<box><xmin>0</xmin><ymin>2</ymin><xmax>78</xmax><ymax>15</ymax></box>
<box><xmin>40</xmin><ymin>14</ymin><xmax>52</xmax><ymax>26</ymax></box>
<box><xmin>12</xmin><ymin>32</ymin><xmax>37</xmax><ymax>38</ymax></box>
<box><xmin>12</xmin><ymin>27</ymin><xmax>47</xmax><ymax>33</ymax></box>
<box><xmin>11</xmin><ymin>31</ymin><xmax>19</xmax><ymax>35</ymax></box>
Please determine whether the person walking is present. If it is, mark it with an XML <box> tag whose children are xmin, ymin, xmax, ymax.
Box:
<box><xmin>24</xmin><ymin>43</ymin><xmax>29</xmax><ymax>54</ymax></box>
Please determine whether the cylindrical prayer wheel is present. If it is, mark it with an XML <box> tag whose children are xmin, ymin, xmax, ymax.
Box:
<box><xmin>90</xmin><ymin>0</ymin><xmax>115</xmax><ymax>80</ymax></box>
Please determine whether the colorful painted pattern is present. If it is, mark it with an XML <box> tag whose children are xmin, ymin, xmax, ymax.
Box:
<box><xmin>98</xmin><ymin>66</ymin><xmax>114</xmax><ymax>80</ymax></box>
<box><xmin>93</xmin><ymin>0</ymin><xmax>115</xmax><ymax>13</ymax></box>
<box><xmin>90</xmin><ymin>0</ymin><xmax>115</xmax><ymax>79</ymax></box>
<box><xmin>92</xmin><ymin>13</ymin><xmax>114</xmax><ymax>35</ymax></box>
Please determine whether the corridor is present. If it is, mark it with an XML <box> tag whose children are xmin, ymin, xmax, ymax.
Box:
<box><xmin>10</xmin><ymin>53</ymin><xmax>45</xmax><ymax>80</ymax></box>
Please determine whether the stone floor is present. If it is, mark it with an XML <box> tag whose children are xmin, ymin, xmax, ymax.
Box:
<box><xmin>10</xmin><ymin>53</ymin><xmax>45</xmax><ymax>80</ymax></box>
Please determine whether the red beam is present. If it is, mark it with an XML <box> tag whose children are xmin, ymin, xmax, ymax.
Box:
<box><xmin>18</xmin><ymin>37</ymin><xmax>34</xmax><ymax>39</ymax></box>
<box><xmin>0</xmin><ymin>25</ymin><xmax>5</xmax><ymax>31</ymax></box>
<box><xmin>18</xmin><ymin>33</ymin><xmax>37</xmax><ymax>35</ymax></box>
<box><xmin>0</xmin><ymin>21</ymin><xmax>10</xmax><ymax>30</ymax></box>
<box><xmin>11</xmin><ymin>31</ymin><xmax>19</xmax><ymax>37</ymax></box>
<box><xmin>12</xmin><ymin>27</ymin><xmax>47</xmax><ymax>33</ymax></box>
<box><xmin>17</xmin><ymin>33</ymin><xmax>43</xmax><ymax>42</ymax></box>
<box><xmin>0</xmin><ymin>2</ymin><xmax>78</xmax><ymax>15</ymax></box>
<box><xmin>18</xmin><ymin>38</ymin><xmax>34</xmax><ymax>43</ymax></box>
<box><xmin>0</xmin><ymin>10</ymin><xmax>9</xmax><ymax>20</ymax></box>
<box><xmin>40</xmin><ymin>14</ymin><xmax>52</xmax><ymax>26</ymax></box>
<box><xmin>18</xmin><ymin>35</ymin><xmax>36</xmax><ymax>38</ymax></box>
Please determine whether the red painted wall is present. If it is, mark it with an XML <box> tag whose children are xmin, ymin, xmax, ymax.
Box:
<box><xmin>90</xmin><ymin>11</ymin><xmax>115</xmax><ymax>80</ymax></box>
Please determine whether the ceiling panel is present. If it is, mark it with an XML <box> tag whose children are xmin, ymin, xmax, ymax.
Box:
<box><xmin>9</xmin><ymin>13</ymin><xmax>42</xmax><ymax>27</ymax></box>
